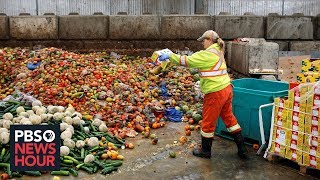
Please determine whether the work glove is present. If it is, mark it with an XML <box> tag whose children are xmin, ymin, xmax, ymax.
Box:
<box><xmin>158</xmin><ymin>53</ymin><xmax>170</xmax><ymax>61</ymax></box>
<box><xmin>157</xmin><ymin>48</ymin><xmax>173</xmax><ymax>61</ymax></box>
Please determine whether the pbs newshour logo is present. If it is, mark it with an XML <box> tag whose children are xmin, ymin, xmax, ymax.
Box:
<box><xmin>15</xmin><ymin>129</ymin><xmax>56</xmax><ymax>142</ymax></box>
<box><xmin>10</xmin><ymin>125</ymin><xmax>60</xmax><ymax>171</ymax></box>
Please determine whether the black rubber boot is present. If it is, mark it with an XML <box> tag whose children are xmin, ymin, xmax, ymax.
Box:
<box><xmin>232</xmin><ymin>131</ymin><xmax>248</xmax><ymax>159</ymax></box>
<box><xmin>193</xmin><ymin>136</ymin><xmax>212</xmax><ymax>159</ymax></box>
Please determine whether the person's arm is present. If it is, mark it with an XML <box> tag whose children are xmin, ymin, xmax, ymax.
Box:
<box><xmin>169</xmin><ymin>50</ymin><xmax>216</xmax><ymax>70</ymax></box>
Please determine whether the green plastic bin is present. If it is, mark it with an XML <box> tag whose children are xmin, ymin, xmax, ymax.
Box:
<box><xmin>215</xmin><ymin>78</ymin><xmax>289</xmax><ymax>145</ymax></box>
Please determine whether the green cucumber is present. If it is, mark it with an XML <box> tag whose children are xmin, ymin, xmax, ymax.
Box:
<box><xmin>50</xmin><ymin>170</ymin><xmax>70</xmax><ymax>176</ymax></box>
<box><xmin>81</xmin><ymin>148</ymin><xmax>85</xmax><ymax>158</ymax></box>
<box><xmin>104</xmin><ymin>160</ymin><xmax>123</xmax><ymax>167</ymax></box>
<box><xmin>0</xmin><ymin>148</ymin><xmax>6</xmax><ymax>162</ymax></box>
<box><xmin>3</xmin><ymin>104</ymin><xmax>14</xmax><ymax>113</ymax></box>
<box><xmin>62</xmin><ymin>159</ymin><xmax>73</xmax><ymax>165</ymax></box>
<box><xmin>69</xmin><ymin>168</ymin><xmax>78</xmax><ymax>177</ymax></box>
<box><xmin>24</xmin><ymin>171</ymin><xmax>41</xmax><ymax>176</ymax></box>
<box><xmin>101</xmin><ymin>166</ymin><xmax>118</xmax><ymax>175</ymax></box>
<box><xmin>79</xmin><ymin>166</ymin><xmax>94</xmax><ymax>174</ymax></box>
<box><xmin>64</xmin><ymin>156</ymin><xmax>80</xmax><ymax>165</ymax></box>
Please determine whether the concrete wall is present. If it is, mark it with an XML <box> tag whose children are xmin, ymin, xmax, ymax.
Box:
<box><xmin>109</xmin><ymin>15</ymin><xmax>160</xmax><ymax>40</ymax></box>
<box><xmin>269</xmin><ymin>41</ymin><xmax>289</xmax><ymax>51</ymax></box>
<box><xmin>266</xmin><ymin>14</ymin><xmax>314</xmax><ymax>40</ymax></box>
<box><xmin>214</xmin><ymin>15</ymin><xmax>264</xmax><ymax>39</ymax></box>
<box><xmin>59</xmin><ymin>15</ymin><xmax>109</xmax><ymax>39</ymax></box>
<box><xmin>290</xmin><ymin>41</ymin><xmax>320</xmax><ymax>53</ymax></box>
<box><xmin>0</xmin><ymin>14</ymin><xmax>319</xmax><ymax>53</ymax></box>
<box><xmin>315</xmin><ymin>15</ymin><xmax>320</xmax><ymax>40</ymax></box>
<box><xmin>0</xmin><ymin>15</ymin><xmax>9</xmax><ymax>39</ymax></box>
<box><xmin>9</xmin><ymin>15</ymin><xmax>58</xmax><ymax>39</ymax></box>
<box><xmin>160</xmin><ymin>15</ymin><xmax>212</xmax><ymax>40</ymax></box>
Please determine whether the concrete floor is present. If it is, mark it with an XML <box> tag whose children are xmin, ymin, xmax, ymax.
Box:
<box><xmin>22</xmin><ymin>122</ymin><xmax>317</xmax><ymax>180</ymax></box>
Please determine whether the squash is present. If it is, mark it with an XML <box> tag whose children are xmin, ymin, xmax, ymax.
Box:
<box><xmin>169</xmin><ymin>151</ymin><xmax>176</xmax><ymax>158</ymax></box>
<box><xmin>192</xmin><ymin>113</ymin><xmax>202</xmax><ymax>122</ymax></box>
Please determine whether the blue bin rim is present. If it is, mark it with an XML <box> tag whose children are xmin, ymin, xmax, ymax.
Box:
<box><xmin>232</xmin><ymin>78</ymin><xmax>288</xmax><ymax>85</ymax></box>
<box><xmin>231</xmin><ymin>78</ymin><xmax>289</xmax><ymax>94</ymax></box>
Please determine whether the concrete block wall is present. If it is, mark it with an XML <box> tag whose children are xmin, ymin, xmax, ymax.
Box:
<box><xmin>160</xmin><ymin>15</ymin><xmax>212</xmax><ymax>40</ymax></box>
<box><xmin>227</xmin><ymin>40</ymin><xmax>279</xmax><ymax>75</ymax></box>
<box><xmin>9</xmin><ymin>15</ymin><xmax>58</xmax><ymax>39</ymax></box>
<box><xmin>290</xmin><ymin>41</ymin><xmax>320</xmax><ymax>53</ymax></box>
<box><xmin>109</xmin><ymin>15</ymin><xmax>160</xmax><ymax>40</ymax></box>
<box><xmin>269</xmin><ymin>41</ymin><xmax>289</xmax><ymax>51</ymax></box>
<box><xmin>214</xmin><ymin>15</ymin><xmax>264</xmax><ymax>39</ymax></box>
<box><xmin>0</xmin><ymin>13</ymin><xmax>319</xmax><ymax>53</ymax></box>
<box><xmin>0</xmin><ymin>15</ymin><xmax>9</xmax><ymax>39</ymax></box>
<box><xmin>315</xmin><ymin>15</ymin><xmax>320</xmax><ymax>40</ymax></box>
<box><xmin>266</xmin><ymin>14</ymin><xmax>313</xmax><ymax>40</ymax></box>
<box><xmin>59</xmin><ymin>15</ymin><xmax>109</xmax><ymax>39</ymax></box>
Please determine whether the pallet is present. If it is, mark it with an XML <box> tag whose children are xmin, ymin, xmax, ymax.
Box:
<box><xmin>266</xmin><ymin>152</ymin><xmax>284</xmax><ymax>163</ymax></box>
<box><xmin>266</xmin><ymin>152</ymin><xmax>320</xmax><ymax>178</ymax></box>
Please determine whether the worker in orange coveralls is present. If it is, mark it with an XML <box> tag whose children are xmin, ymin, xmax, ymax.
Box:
<box><xmin>157</xmin><ymin>30</ymin><xmax>248</xmax><ymax>159</ymax></box>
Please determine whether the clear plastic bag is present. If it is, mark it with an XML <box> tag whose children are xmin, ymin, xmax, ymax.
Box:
<box><xmin>0</xmin><ymin>89</ymin><xmax>39</xmax><ymax>106</ymax></box>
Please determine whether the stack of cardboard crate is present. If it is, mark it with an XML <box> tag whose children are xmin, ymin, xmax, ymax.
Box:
<box><xmin>297</xmin><ymin>59</ymin><xmax>320</xmax><ymax>83</ymax></box>
<box><xmin>269</xmin><ymin>83</ymin><xmax>320</xmax><ymax>169</ymax></box>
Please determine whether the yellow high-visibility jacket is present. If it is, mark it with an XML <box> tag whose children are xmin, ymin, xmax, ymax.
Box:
<box><xmin>169</xmin><ymin>43</ymin><xmax>230</xmax><ymax>94</ymax></box>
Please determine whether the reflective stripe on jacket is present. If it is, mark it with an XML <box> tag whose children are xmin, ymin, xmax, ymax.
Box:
<box><xmin>198</xmin><ymin>48</ymin><xmax>228</xmax><ymax>77</ymax></box>
<box><xmin>169</xmin><ymin>43</ymin><xmax>230</xmax><ymax>94</ymax></box>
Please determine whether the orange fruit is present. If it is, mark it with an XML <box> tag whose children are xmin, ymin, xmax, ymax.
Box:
<box><xmin>185</xmin><ymin>130</ymin><xmax>191</xmax><ymax>136</ymax></box>
<box><xmin>179</xmin><ymin>136</ymin><xmax>187</xmax><ymax>144</ymax></box>
<box><xmin>184</xmin><ymin>125</ymin><xmax>190</xmax><ymax>131</ymax></box>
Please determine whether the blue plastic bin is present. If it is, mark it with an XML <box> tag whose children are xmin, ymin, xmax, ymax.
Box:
<box><xmin>215</xmin><ymin>78</ymin><xmax>289</xmax><ymax>145</ymax></box>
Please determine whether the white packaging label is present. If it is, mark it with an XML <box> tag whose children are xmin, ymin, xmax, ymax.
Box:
<box><xmin>278</xmin><ymin>130</ymin><xmax>286</xmax><ymax>145</ymax></box>
<box><xmin>280</xmin><ymin>102</ymin><xmax>284</xmax><ymax>107</ymax></box>
<box><xmin>315</xmin><ymin>87</ymin><xmax>320</xmax><ymax>95</ymax></box>
<box><xmin>294</xmin><ymin>106</ymin><xmax>299</xmax><ymax>112</ymax></box>
<box><xmin>275</xmin><ymin>146</ymin><xmax>280</xmax><ymax>152</ymax></box>
<box><xmin>313</xmin><ymin>109</ymin><xmax>319</xmax><ymax>117</ymax></box>
<box><xmin>310</xmin><ymin>149</ymin><xmax>317</xmax><ymax>156</ymax></box>
<box><xmin>310</xmin><ymin>159</ymin><xmax>317</xmax><ymax>166</ymax></box>
<box><xmin>290</xmin><ymin>143</ymin><xmax>297</xmax><ymax>150</ymax></box>
<box><xmin>292</xmin><ymin>134</ymin><xmax>298</xmax><ymax>140</ymax></box>
<box><xmin>312</xmin><ymin>130</ymin><xmax>319</xmax><ymax>136</ymax></box>
<box><xmin>312</xmin><ymin>119</ymin><xmax>318</xmax><ymax>126</ymax></box>
<box><xmin>311</xmin><ymin>140</ymin><xmax>318</xmax><ymax>147</ymax></box>
<box><xmin>293</xmin><ymin>115</ymin><xmax>299</xmax><ymax>121</ymax></box>
<box><xmin>314</xmin><ymin>99</ymin><xmax>320</xmax><ymax>106</ymax></box>
<box><xmin>293</xmin><ymin>125</ymin><xmax>299</xmax><ymax>131</ymax></box>
<box><xmin>292</xmin><ymin>153</ymin><xmax>297</xmax><ymax>159</ymax></box>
